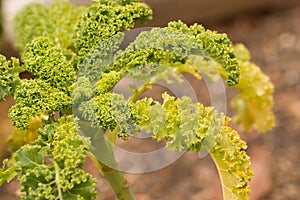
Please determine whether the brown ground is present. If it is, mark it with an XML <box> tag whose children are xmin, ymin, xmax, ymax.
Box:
<box><xmin>1</xmin><ymin>3</ymin><xmax>300</xmax><ymax>200</ymax></box>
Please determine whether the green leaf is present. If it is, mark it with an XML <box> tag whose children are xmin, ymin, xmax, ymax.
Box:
<box><xmin>96</xmin><ymin>71</ymin><xmax>122</xmax><ymax>95</ymax></box>
<box><xmin>75</xmin><ymin>1</ymin><xmax>152</xmax><ymax>64</ymax></box>
<box><xmin>14</xmin><ymin>1</ymin><xmax>85</xmax><ymax>57</ymax></box>
<box><xmin>111</xmin><ymin>94</ymin><xmax>139</xmax><ymax>135</ymax></box>
<box><xmin>8</xmin><ymin>79</ymin><xmax>72</xmax><ymax>130</ymax></box>
<box><xmin>60</xmin><ymin>172</ymin><xmax>97</xmax><ymax>200</ymax></box>
<box><xmin>132</xmin><ymin>93</ymin><xmax>253</xmax><ymax>199</ymax></box>
<box><xmin>15</xmin><ymin>146</ymin><xmax>43</xmax><ymax>169</ymax></box>
<box><xmin>13</xmin><ymin>116</ymin><xmax>97</xmax><ymax>200</ymax></box>
<box><xmin>76</xmin><ymin>32</ymin><xmax>125</xmax><ymax>81</ymax></box>
<box><xmin>0</xmin><ymin>55</ymin><xmax>23</xmax><ymax>101</ymax></box>
<box><xmin>0</xmin><ymin>159</ymin><xmax>18</xmax><ymax>186</ymax></box>
<box><xmin>111</xmin><ymin>26</ymin><xmax>238</xmax><ymax>95</ymax></box>
<box><xmin>231</xmin><ymin>44</ymin><xmax>275</xmax><ymax>132</ymax></box>
<box><xmin>114</xmin><ymin>28</ymin><xmax>207</xmax><ymax>73</ymax></box>
<box><xmin>210</xmin><ymin>126</ymin><xmax>253</xmax><ymax>199</ymax></box>
<box><xmin>22</xmin><ymin>37</ymin><xmax>75</xmax><ymax>93</ymax></box>
<box><xmin>167</xmin><ymin>21</ymin><xmax>240</xmax><ymax>86</ymax></box>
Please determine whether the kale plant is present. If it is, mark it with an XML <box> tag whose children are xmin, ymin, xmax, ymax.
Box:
<box><xmin>0</xmin><ymin>0</ymin><xmax>275</xmax><ymax>199</ymax></box>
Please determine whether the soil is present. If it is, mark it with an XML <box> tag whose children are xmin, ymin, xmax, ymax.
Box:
<box><xmin>1</xmin><ymin>3</ymin><xmax>300</xmax><ymax>200</ymax></box>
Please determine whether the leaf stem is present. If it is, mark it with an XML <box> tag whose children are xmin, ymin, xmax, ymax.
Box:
<box><xmin>54</xmin><ymin>162</ymin><xmax>63</xmax><ymax>200</ymax></box>
<box><xmin>87</xmin><ymin>151</ymin><xmax>104</xmax><ymax>176</ymax></box>
<box><xmin>79</xmin><ymin>122</ymin><xmax>135</xmax><ymax>199</ymax></box>
<box><xmin>102</xmin><ymin>165</ymin><xmax>135</xmax><ymax>200</ymax></box>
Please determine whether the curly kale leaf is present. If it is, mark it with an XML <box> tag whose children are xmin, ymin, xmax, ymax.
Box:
<box><xmin>0</xmin><ymin>159</ymin><xmax>18</xmax><ymax>186</ymax></box>
<box><xmin>113</xmin><ymin>28</ymin><xmax>201</xmax><ymax>71</ymax></box>
<box><xmin>92</xmin><ymin>93</ymin><xmax>117</xmax><ymax>131</ymax></box>
<box><xmin>76</xmin><ymin>32</ymin><xmax>124</xmax><ymax>83</ymax></box>
<box><xmin>72</xmin><ymin>77</ymin><xmax>94</xmax><ymax>105</ymax></box>
<box><xmin>210</xmin><ymin>126</ymin><xmax>253</xmax><ymax>199</ymax></box>
<box><xmin>112</xmin><ymin>26</ymin><xmax>238</xmax><ymax>87</ymax></box>
<box><xmin>75</xmin><ymin>0</ymin><xmax>152</xmax><ymax>64</ymax></box>
<box><xmin>132</xmin><ymin>93</ymin><xmax>220</xmax><ymax>151</ymax></box>
<box><xmin>22</xmin><ymin>37</ymin><xmax>75</xmax><ymax>94</ymax></box>
<box><xmin>231</xmin><ymin>44</ymin><xmax>275</xmax><ymax>132</ymax></box>
<box><xmin>78</xmin><ymin>93</ymin><xmax>137</xmax><ymax>136</ymax></box>
<box><xmin>8</xmin><ymin>116</ymin><xmax>97</xmax><ymax>200</ymax></box>
<box><xmin>167</xmin><ymin>21</ymin><xmax>240</xmax><ymax>86</ymax></box>
<box><xmin>1</xmin><ymin>116</ymin><xmax>97</xmax><ymax>199</ymax></box>
<box><xmin>0</xmin><ymin>55</ymin><xmax>23</xmax><ymax>101</ymax></box>
<box><xmin>14</xmin><ymin>1</ymin><xmax>85</xmax><ymax>57</ymax></box>
<box><xmin>8</xmin><ymin>79</ymin><xmax>72</xmax><ymax>130</ymax></box>
<box><xmin>95</xmin><ymin>71</ymin><xmax>122</xmax><ymax>95</ymax></box>
<box><xmin>8</xmin><ymin>36</ymin><xmax>77</xmax><ymax>130</ymax></box>
<box><xmin>131</xmin><ymin>93</ymin><xmax>253</xmax><ymax>199</ymax></box>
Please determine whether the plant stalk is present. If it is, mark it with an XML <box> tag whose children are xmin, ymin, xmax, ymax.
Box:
<box><xmin>79</xmin><ymin>121</ymin><xmax>135</xmax><ymax>200</ymax></box>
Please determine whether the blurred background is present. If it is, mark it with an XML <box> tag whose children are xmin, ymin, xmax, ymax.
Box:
<box><xmin>0</xmin><ymin>0</ymin><xmax>300</xmax><ymax>199</ymax></box>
